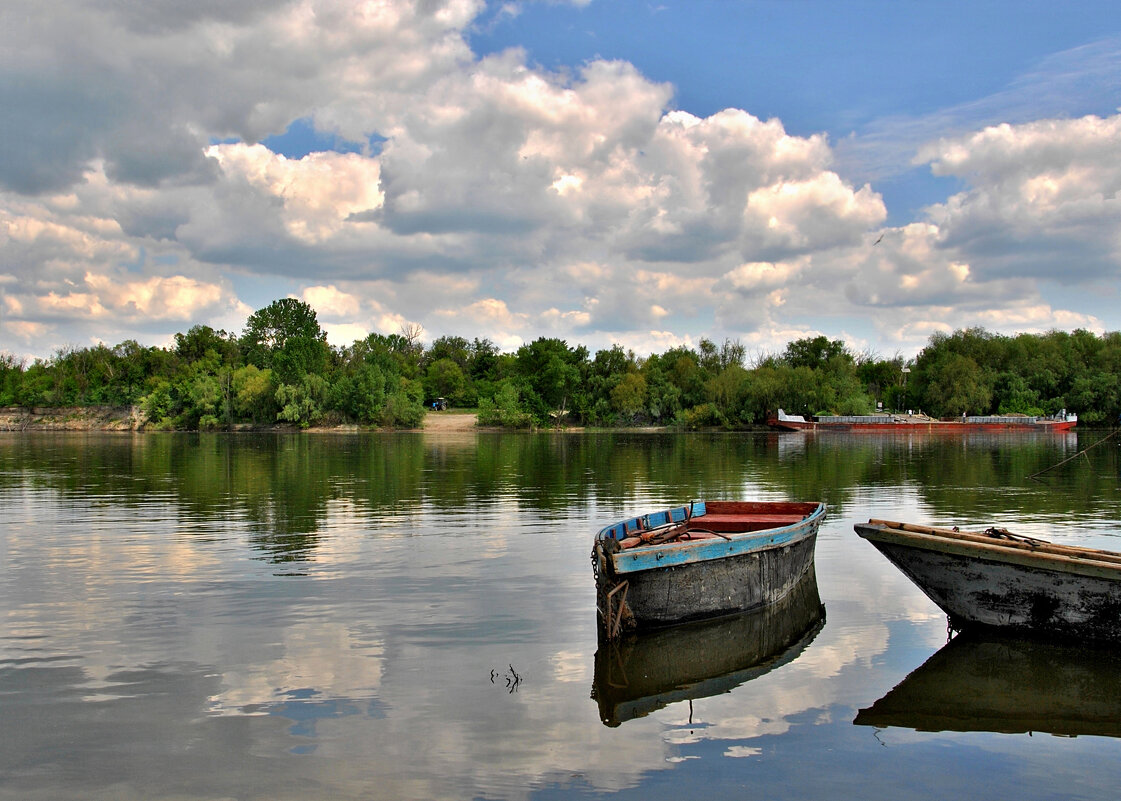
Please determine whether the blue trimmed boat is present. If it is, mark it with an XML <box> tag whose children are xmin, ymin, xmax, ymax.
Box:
<box><xmin>591</xmin><ymin>500</ymin><xmax>826</xmax><ymax>638</ymax></box>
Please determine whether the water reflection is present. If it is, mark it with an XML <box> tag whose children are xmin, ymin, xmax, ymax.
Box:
<box><xmin>592</xmin><ymin>568</ymin><xmax>825</xmax><ymax>727</ymax></box>
<box><xmin>4</xmin><ymin>430</ymin><xmax>1121</xmax><ymax>800</ymax></box>
<box><xmin>2</xmin><ymin>431</ymin><xmax>1114</xmax><ymax>564</ymax></box>
<box><xmin>855</xmin><ymin>633</ymin><xmax>1121</xmax><ymax>738</ymax></box>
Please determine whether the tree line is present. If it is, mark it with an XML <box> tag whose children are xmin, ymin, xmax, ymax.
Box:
<box><xmin>2</xmin><ymin>299</ymin><xmax>1120</xmax><ymax>428</ymax></box>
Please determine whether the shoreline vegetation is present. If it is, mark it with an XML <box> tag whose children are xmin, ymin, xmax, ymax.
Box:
<box><xmin>0</xmin><ymin>406</ymin><xmax>490</xmax><ymax>433</ymax></box>
<box><xmin>0</xmin><ymin>406</ymin><xmax>676</xmax><ymax>433</ymax></box>
<box><xmin>3</xmin><ymin>298</ymin><xmax>1121</xmax><ymax>432</ymax></box>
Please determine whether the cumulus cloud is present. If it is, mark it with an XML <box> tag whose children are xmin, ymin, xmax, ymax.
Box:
<box><xmin>207</xmin><ymin>145</ymin><xmax>385</xmax><ymax>244</ymax></box>
<box><xmin>0</xmin><ymin>0</ymin><xmax>479</xmax><ymax>194</ymax></box>
<box><xmin>919</xmin><ymin>114</ymin><xmax>1121</xmax><ymax>281</ymax></box>
<box><xmin>301</xmin><ymin>284</ymin><xmax>363</xmax><ymax>319</ymax></box>
<box><xmin>1</xmin><ymin>0</ymin><xmax>1118</xmax><ymax>361</ymax></box>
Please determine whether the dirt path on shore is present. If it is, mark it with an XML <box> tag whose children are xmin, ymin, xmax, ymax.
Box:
<box><xmin>423</xmin><ymin>411</ymin><xmax>479</xmax><ymax>431</ymax></box>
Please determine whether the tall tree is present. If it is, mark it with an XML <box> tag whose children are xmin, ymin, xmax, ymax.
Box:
<box><xmin>924</xmin><ymin>354</ymin><xmax>993</xmax><ymax>417</ymax></box>
<box><xmin>782</xmin><ymin>335</ymin><xmax>850</xmax><ymax>371</ymax></box>
<box><xmin>514</xmin><ymin>338</ymin><xmax>588</xmax><ymax>422</ymax></box>
<box><xmin>241</xmin><ymin>298</ymin><xmax>328</xmax><ymax>385</ymax></box>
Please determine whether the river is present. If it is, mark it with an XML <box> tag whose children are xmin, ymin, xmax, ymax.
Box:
<box><xmin>1</xmin><ymin>430</ymin><xmax>1120</xmax><ymax>800</ymax></box>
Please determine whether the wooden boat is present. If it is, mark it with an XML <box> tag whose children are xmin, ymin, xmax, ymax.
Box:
<box><xmin>592</xmin><ymin>500</ymin><xmax>826</xmax><ymax>638</ymax></box>
<box><xmin>855</xmin><ymin>632</ymin><xmax>1121</xmax><ymax>738</ymax></box>
<box><xmin>854</xmin><ymin>519</ymin><xmax>1121</xmax><ymax>641</ymax></box>
<box><xmin>768</xmin><ymin>408</ymin><xmax>1077</xmax><ymax>433</ymax></box>
<box><xmin>593</xmin><ymin>566</ymin><xmax>824</xmax><ymax>726</ymax></box>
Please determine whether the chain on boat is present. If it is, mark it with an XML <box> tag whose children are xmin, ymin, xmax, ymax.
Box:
<box><xmin>591</xmin><ymin>539</ymin><xmax>634</xmax><ymax>640</ymax></box>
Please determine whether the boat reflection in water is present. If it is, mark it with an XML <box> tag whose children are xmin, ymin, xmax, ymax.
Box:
<box><xmin>855</xmin><ymin>633</ymin><xmax>1121</xmax><ymax>738</ymax></box>
<box><xmin>592</xmin><ymin>567</ymin><xmax>825</xmax><ymax>727</ymax></box>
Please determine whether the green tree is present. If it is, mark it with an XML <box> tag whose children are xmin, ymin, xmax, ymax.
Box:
<box><xmin>0</xmin><ymin>352</ymin><xmax>24</xmax><ymax>406</ymax></box>
<box><xmin>188</xmin><ymin>374</ymin><xmax>222</xmax><ymax>423</ymax></box>
<box><xmin>141</xmin><ymin>379</ymin><xmax>175</xmax><ymax>425</ymax></box>
<box><xmin>856</xmin><ymin>354</ymin><xmax>906</xmax><ymax>409</ymax></box>
<box><xmin>175</xmin><ymin>325</ymin><xmax>239</xmax><ymax>367</ymax></box>
<box><xmin>924</xmin><ymin>354</ymin><xmax>993</xmax><ymax>417</ymax></box>
<box><xmin>641</xmin><ymin>361</ymin><xmax>682</xmax><ymax>423</ymax></box>
<box><xmin>276</xmin><ymin>374</ymin><xmax>329</xmax><ymax>427</ymax></box>
<box><xmin>232</xmin><ymin>365</ymin><xmax>277</xmax><ymax>423</ymax></box>
<box><xmin>705</xmin><ymin>363</ymin><xmax>750</xmax><ymax>423</ymax></box>
<box><xmin>357</xmin><ymin>332</ymin><xmax>422</xmax><ymax>380</ymax></box>
<box><xmin>783</xmin><ymin>336</ymin><xmax>849</xmax><ymax>370</ymax></box>
<box><xmin>330</xmin><ymin>364</ymin><xmax>387</xmax><ymax>424</ymax></box>
<box><xmin>380</xmin><ymin>377</ymin><xmax>426</xmax><ymax>428</ymax></box>
<box><xmin>425</xmin><ymin>336</ymin><xmax>472</xmax><ymax>371</ymax></box>
<box><xmin>514</xmin><ymin>338</ymin><xmax>588</xmax><ymax>424</ymax></box>
<box><xmin>477</xmin><ymin>380</ymin><xmax>533</xmax><ymax>428</ymax></box>
<box><xmin>424</xmin><ymin>358</ymin><xmax>467</xmax><ymax>406</ymax></box>
<box><xmin>241</xmin><ymin>298</ymin><xmax>329</xmax><ymax>384</ymax></box>
<box><xmin>610</xmin><ymin>371</ymin><xmax>647</xmax><ymax>420</ymax></box>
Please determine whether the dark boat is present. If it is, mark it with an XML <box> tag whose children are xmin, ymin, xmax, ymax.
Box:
<box><xmin>592</xmin><ymin>567</ymin><xmax>825</xmax><ymax>726</ymax></box>
<box><xmin>768</xmin><ymin>408</ymin><xmax>1077</xmax><ymax>433</ymax></box>
<box><xmin>855</xmin><ymin>632</ymin><xmax>1121</xmax><ymax>738</ymax></box>
<box><xmin>592</xmin><ymin>500</ymin><xmax>825</xmax><ymax>638</ymax></box>
<box><xmin>854</xmin><ymin>519</ymin><xmax>1121</xmax><ymax>642</ymax></box>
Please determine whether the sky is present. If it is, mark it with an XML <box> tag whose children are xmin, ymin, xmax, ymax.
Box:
<box><xmin>2</xmin><ymin>0</ymin><xmax>1121</xmax><ymax>363</ymax></box>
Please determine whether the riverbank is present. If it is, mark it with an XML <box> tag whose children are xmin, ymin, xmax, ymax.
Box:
<box><xmin>419</xmin><ymin>410</ymin><xmax>480</xmax><ymax>431</ymax></box>
<box><xmin>1</xmin><ymin>406</ymin><xmax>689</xmax><ymax>433</ymax></box>
<box><xmin>0</xmin><ymin>406</ymin><xmax>485</xmax><ymax>433</ymax></box>
<box><xmin>0</xmin><ymin>406</ymin><xmax>144</xmax><ymax>431</ymax></box>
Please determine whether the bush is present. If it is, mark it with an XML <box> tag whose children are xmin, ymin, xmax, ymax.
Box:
<box><xmin>679</xmin><ymin>403</ymin><xmax>725</xmax><ymax>430</ymax></box>
<box><xmin>380</xmin><ymin>378</ymin><xmax>426</xmax><ymax>428</ymax></box>
<box><xmin>478</xmin><ymin>382</ymin><xmax>534</xmax><ymax>428</ymax></box>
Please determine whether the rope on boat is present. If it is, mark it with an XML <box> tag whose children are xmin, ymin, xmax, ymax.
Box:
<box><xmin>1028</xmin><ymin>428</ymin><xmax>1119</xmax><ymax>481</ymax></box>
<box><xmin>982</xmin><ymin>526</ymin><xmax>1048</xmax><ymax>547</ymax></box>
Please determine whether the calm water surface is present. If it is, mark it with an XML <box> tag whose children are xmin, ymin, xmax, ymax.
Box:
<box><xmin>2</xmin><ymin>430</ymin><xmax>1121</xmax><ymax>800</ymax></box>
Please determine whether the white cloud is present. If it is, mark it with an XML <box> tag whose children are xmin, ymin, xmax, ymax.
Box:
<box><xmin>206</xmin><ymin>144</ymin><xmax>384</xmax><ymax>243</ymax></box>
<box><xmin>301</xmin><ymin>284</ymin><xmax>363</xmax><ymax>318</ymax></box>
<box><xmin>322</xmin><ymin>321</ymin><xmax>370</xmax><ymax>347</ymax></box>
<box><xmin>83</xmin><ymin>272</ymin><xmax>226</xmax><ymax>319</ymax></box>
<box><xmin>1</xmin><ymin>2</ymin><xmax>1119</xmax><ymax>361</ymax></box>
<box><xmin>723</xmin><ymin>259</ymin><xmax>807</xmax><ymax>294</ymax></box>
<box><xmin>919</xmin><ymin>114</ymin><xmax>1121</xmax><ymax>281</ymax></box>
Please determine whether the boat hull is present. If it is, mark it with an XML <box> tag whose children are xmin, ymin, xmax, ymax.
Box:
<box><xmin>856</xmin><ymin>521</ymin><xmax>1121</xmax><ymax>642</ymax></box>
<box><xmin>594</xmin><ymin>501</ymin><xmax>825</xmax><ymax>634</ymax></box>
<box><xmin>618</xmin><ymin>533</ymin><xmax>818</xmax><ymax>628</ymax></box>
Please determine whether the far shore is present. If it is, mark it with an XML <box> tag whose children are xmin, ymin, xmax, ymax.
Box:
<box><xmin>0</xmin><ymin>405</ymin><xmax>686</xmax><ymax>433</ymax></box>
<box><xmin>1</xmin><ymin>405</ymin><xmax>487</xmax><ymax>432</ymax></box>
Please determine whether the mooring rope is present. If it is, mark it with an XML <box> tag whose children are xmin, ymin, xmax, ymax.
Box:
<box><xmin>1027</xmin><ymin>428</ymin><xmax>1119</xmax><ymax>481</ymax></box>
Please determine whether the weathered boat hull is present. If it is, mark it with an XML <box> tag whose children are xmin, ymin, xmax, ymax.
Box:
<box><xmin>594</xmin><ymin>566</ymin><xmax>825</xmax><ymax>727</ymax></box>
<box><xmin>619</xmin><ymin>533</ymin><xmax>818</xmax><ymax>628</ymax></box>
<box><xmin>855</xmin><ymin>632</ymin><xmax>1121</xmax><ymax>737</ymax></box>
<box><xmin>594</xmin><ymin>501</ymin><xmax>825</xmax><ymax>635</ymax></box>
<box><xmin>855</xmin><ymin>520</ymin><xmax>1121</xmax><ymax>642</ymax></box>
